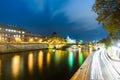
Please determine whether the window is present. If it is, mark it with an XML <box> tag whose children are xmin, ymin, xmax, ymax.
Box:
<box><xmin>22</xmin><ymin>31</ymin><xmax>25</xmax><ymax>34</ymax></box>
<box><xmin>14</xmin><ymin>30</ymin><xmax>16</xmax><ymax>32</ymax></box>
<box><xmin>19</xmin><ymin>31</ymin><xmax>21</xmax><ymax>33</ymax></box>
<box><xmin>5</xmin><ymin>34</ymin><xmax>7</xmax><ymax>36</ymax></box>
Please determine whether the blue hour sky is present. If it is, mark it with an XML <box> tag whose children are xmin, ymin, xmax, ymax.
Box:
<box><xmin>0</xmin><ymin>0</ymin><xmax>108</xmax><ymax>41</ymax></box>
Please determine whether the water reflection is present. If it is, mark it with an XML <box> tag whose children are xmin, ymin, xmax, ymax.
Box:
<box><xmin>38</xmin><ymin>51</ymin><xmax>43</xmax><ymax>70</ymax></box>
<box><xmin>47</xmin><ymin>53</ymin><xmax>51</xmax><ymax>67</ymax></box>
<box><xmin>68</xmin><ymin>50</ymin><xmax>74</xmax><ymax>69</ymax></box>
<box><xmin>78</xmin><ymin>48</ymin><xmax>84</xmax><ymax>66</ymax></box>
<box><xmin>79</xmin><ymin>52</ymin><xmax>84</xmax><ymax>66</ymax></box>
<box><xmin>28</xmin><ymin>53</ymin><xmax>34</xmax><ymax>74</ymax></box>
<box><xmin>55</xmin><ymin>51</ymin><xmax>59</xmax><ymax>65</ymax></box>
<box><xmin>0</xmin><ymin>47</ymin><xmax>91</xmax><ymax>80</ymax></box>
<box><xmin>12</xmin><ymin>55</ymin><xmax>20</xmax><ymax>78</ymax></box>
<box><xmin>0</xmin><ymin>60</ymin><xmax>1</xmax><ymax>77</ymax></box>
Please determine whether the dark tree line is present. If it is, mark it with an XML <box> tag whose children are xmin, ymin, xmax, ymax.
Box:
<box><xmin>93</xmin><ymin>0</ymin><xmax>120</xmax><ymax>39</ymax></box>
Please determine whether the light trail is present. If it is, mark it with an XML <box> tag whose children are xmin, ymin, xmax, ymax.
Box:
<box><xmin>90</xmin><ymin>48</ymin><xmax>120</xmax><ymax>80</ymax></box>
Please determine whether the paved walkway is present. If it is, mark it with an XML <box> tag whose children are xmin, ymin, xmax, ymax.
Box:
<box><xmin>71</xmin><ymin>48</ymin><xmax>120</xmax><ymax>80</ymax></box>
<box><xmin>70</xmin><ymin>53</ymin><xmax>94</xmax><ymax>80</ymax></box>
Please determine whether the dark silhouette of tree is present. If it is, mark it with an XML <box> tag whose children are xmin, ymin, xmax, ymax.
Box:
<box><xmin>93</xmin><ymin>0</ymin><xmax>120</xmax><ymax>38</ymax></box>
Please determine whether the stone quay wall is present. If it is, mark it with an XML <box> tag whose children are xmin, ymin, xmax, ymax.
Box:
<box><xmin>0</xmin><ymin>43</ymin><xmax>48</xmax><ymax>53</ymax></box>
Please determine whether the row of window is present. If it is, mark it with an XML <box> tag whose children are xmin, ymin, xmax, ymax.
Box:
<box><xmin>0</xmin><ymin>34</ymin><xmax>25</xmax><ymax>38</ymax></box>
<box><xmin>0</xmin><ymin>28</ymin><xmax>25</xmax><ymax>34</ymax></box>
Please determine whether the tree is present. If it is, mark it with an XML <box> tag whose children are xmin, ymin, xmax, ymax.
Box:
<box><xmin>93</xmin><ymin>0</ymin><xmax>120</xmax><ymax>38</ymax></box>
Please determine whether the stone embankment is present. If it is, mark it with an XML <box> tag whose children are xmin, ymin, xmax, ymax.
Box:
<box><xmin>0</xmin><ymin>43</ymin><xmax>48</xmax><ymax>53</ymax></box>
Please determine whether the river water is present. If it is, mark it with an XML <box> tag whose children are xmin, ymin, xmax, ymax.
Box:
<box><xmin>0</xmin><ymin>48</ymin><xmax>90</xmax><ymax>80</ymax></box>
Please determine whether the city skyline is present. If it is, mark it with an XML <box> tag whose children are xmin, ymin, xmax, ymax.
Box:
<box><xmin>0</xmin><ymin>0</ymin><xmax>108</xmax><ymax>41</ymax></box>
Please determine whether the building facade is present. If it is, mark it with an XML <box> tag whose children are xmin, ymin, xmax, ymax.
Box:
<box><xmin>0</xmin><ymin>24</ymin><xmax>43</xmax><ymax>43</ymax></box>
<box><xmin>25</xmin><ymin>32</ymin><xmax>43</xmax><ymax>43</ymax></box>
<box><xmin>0</xmin><ymin>24</ymin><xmax>26</xmax><ymax>42</ymax></box>
<box><xmin>45</xmin><ymin>32</ymin><xmax>67</xmax><ymax>48</ymax></box>
<box><xmin>66</xmin><ymin>36</ymin><xmax>76</xmax><ymax>44</ymax></box>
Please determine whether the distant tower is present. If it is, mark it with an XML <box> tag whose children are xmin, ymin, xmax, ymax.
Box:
<box><xmin>52</xmin><ymin>32</ymin><xmax>57</xmax><ymax>37</ymax></box>
<box><xmin>66</xmin><ymin>35</ymin><xmax>76</xmax><ymax>44</ymax></box>
<box><xmin>66</xmin><ymin>36</ymin><xmax>70</xmax><ymax>40</ymax></box>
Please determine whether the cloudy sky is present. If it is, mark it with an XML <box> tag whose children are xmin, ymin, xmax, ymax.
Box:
<box><xmin>0</xmin><ymin>0</ymin><xmax>108</xmax><ymax>42</ymax></box>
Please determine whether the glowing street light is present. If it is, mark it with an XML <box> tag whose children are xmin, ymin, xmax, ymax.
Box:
<box><xmin>0</xmin><ymin>35</ymin><xmax>2</xmax><ymax>42</ymax></box>
<box><xmin>15</xmin><ymin>38</ymin><xmax>22</xmax><ymax>43</ymax></box>
<box><xmin>29</xmin><ymin>38</ymin><xmax>33</xmax><ymax>42</ymax></box>
<box><xmin>38</xmin><ymin>39</ymin><xmax>43</xmax><ymax>43</ymax></box>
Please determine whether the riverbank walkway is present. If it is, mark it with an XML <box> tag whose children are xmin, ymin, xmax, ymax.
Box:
<box><xmin>70</xmin><ymin>52</ymin><xmax>94</xmax><ymax>80</ymax></box>
<box><xmin>71</xmin><ymin>47</ymin><xmax>120</xmax><ymax>80</ymax></box>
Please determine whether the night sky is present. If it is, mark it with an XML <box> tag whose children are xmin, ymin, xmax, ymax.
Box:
<box><xmin>0</xmin><ymin>0</ymin><xmax>108</xmax><ymax>42</ymax></box>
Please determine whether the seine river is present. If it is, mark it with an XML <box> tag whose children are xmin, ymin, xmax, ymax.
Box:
<box><xmin>0</xmin><ymin>48</ymin><xmax>90</xmax><ymax>80</ymax></box>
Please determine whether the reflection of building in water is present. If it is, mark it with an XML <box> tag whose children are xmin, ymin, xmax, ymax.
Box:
<box><xmin>38</xmin><ymin>51</ymin><xmax>43</xmax><ymax>70</ymax></box>
<box><xmin>28</xmin><ymin>53</ymin><xmax>34</xmax><ymax>74</ymax></box>
<box><xmin>0</xmin><ymin>60</ymin><xmax>1</xmax><ymax>77</ymax></box>
<box><xmin>79</xmin><ymin>52</ymin><xmax>84</xmax><ymax>66</ymax></box>
<box><xmin>66</xmin><ymin>36</ymin><xmax>76</xmax><ymax>44</ymax></box>
<box><xmin>68</xmin><ymin>51</ymin><xmax>74</xmax><ymax>69</ymax></box>
<box><xmin>12</xmin><ymin>55</ymin><xmax>21</xmax><ymax>78</ymax></box>
<box><xmin>55</xmin><ymin>51</ymin><xmax>60</xmax><ymax>65</ymax></box>
<box><xmin>78</xmin><ymin>48</ymin><xmax>84</xmax><ymax>66</ymax></box>
<box><xmin>55</xmin><ymin>50</ymin><xmax>64</xmax><ymax>65</ymax></box>
<box><xmin>47</xmin><ymin>53</ymin><xmax>51</xmax><ymax>67</ymax></box>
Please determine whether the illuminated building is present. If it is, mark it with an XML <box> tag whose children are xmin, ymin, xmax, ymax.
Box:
<box><xmin>66</xmin><ymin>36</ymin><xmax>76</xmax><ymax>44</ymax></box>
<box><xmin>46</xmin><ymin>32</ymin><xmax>67</xmax><ymax>48</ymax></box>
<box><xmin>0</xmin><ymin>24</ymin><xmax>43</xmax><ymax>43</ymax></box>
<box><xmin>25</xmin><ymin>33</ymin><xmax>43</xmax><ymax>43</ymax></box>
<box><xmin>0</xmin><ymin>24</ymin><xmax>26</xmax><ymax>42</ymax></box>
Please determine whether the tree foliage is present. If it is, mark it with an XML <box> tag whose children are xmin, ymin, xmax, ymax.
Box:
<box><xmin>93</xmin><ymin>0</ymin><xmax>120</xmax><ymax>38</ymax></box>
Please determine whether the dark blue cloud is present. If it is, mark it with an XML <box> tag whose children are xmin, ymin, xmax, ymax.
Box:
<box><xmin>0</xmin><ymin>0</ymin><xmax>108</xmax><ymax>41</ymax></box>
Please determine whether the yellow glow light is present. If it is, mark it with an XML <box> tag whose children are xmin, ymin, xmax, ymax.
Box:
<box><xmin>12</xmin><ymin>55</ymin><xmax>20</xmax><ymax>78</ymax></box>
<box><xmin>15</xmin><ymin>38</ymin><xmax>22</xmax><ymax>42</ymax></box>
<box><xmin>38</xmin><ymin>39</ymin><xmax>43</xmax><ymax>43</ymax></box>
<box><xmin>38</xmin><ymin>51</ymin><xmax>43</xmax><ymax>70</ymax></box>
<box><xmin>29</xmin><ymin>38</ymin><xmax>33</xmax><ymax>42</ymax></box>
<box><xmin>28</xmin><ymin>53</ymin><xmax>34</xmax><ymax>74</ymax></box>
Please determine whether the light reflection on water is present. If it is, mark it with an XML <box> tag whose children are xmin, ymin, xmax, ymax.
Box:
<box><xmin>28</xmin><ymin>53</ymin><xmax>34</xmax><ymax>74</ymax></box>
<box><xmin>38</xmin><ymin>51</ymin><xmax>43</xmax><ymax>70</ymax></box>
<box><xmin>68</xmin><ymin>51</ymin><xmax>74</xmax><ymax>69</ymax></box>
<box><xmin>79</xmin><ymin>52</ymin><xmax>84</xmax><ymax>66</ymax></box>
<box><xmin>0</xmin><ymin>60</ymin><xmax>2</xmax><ymax>79</ymax></box>
<box><xmin>0</xmin><ymin>47</ymin><xmax>91</xmax><ymax>80</ymax></box>
<box><xmin>12</xmin><ymin>55</ymin><xmax>21</xmax><ymax>78</ymax></box>
<box><xmin>47</xmin><ymin>52</ymin><xmax>51</xmax><ymax>67</ymax></box>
